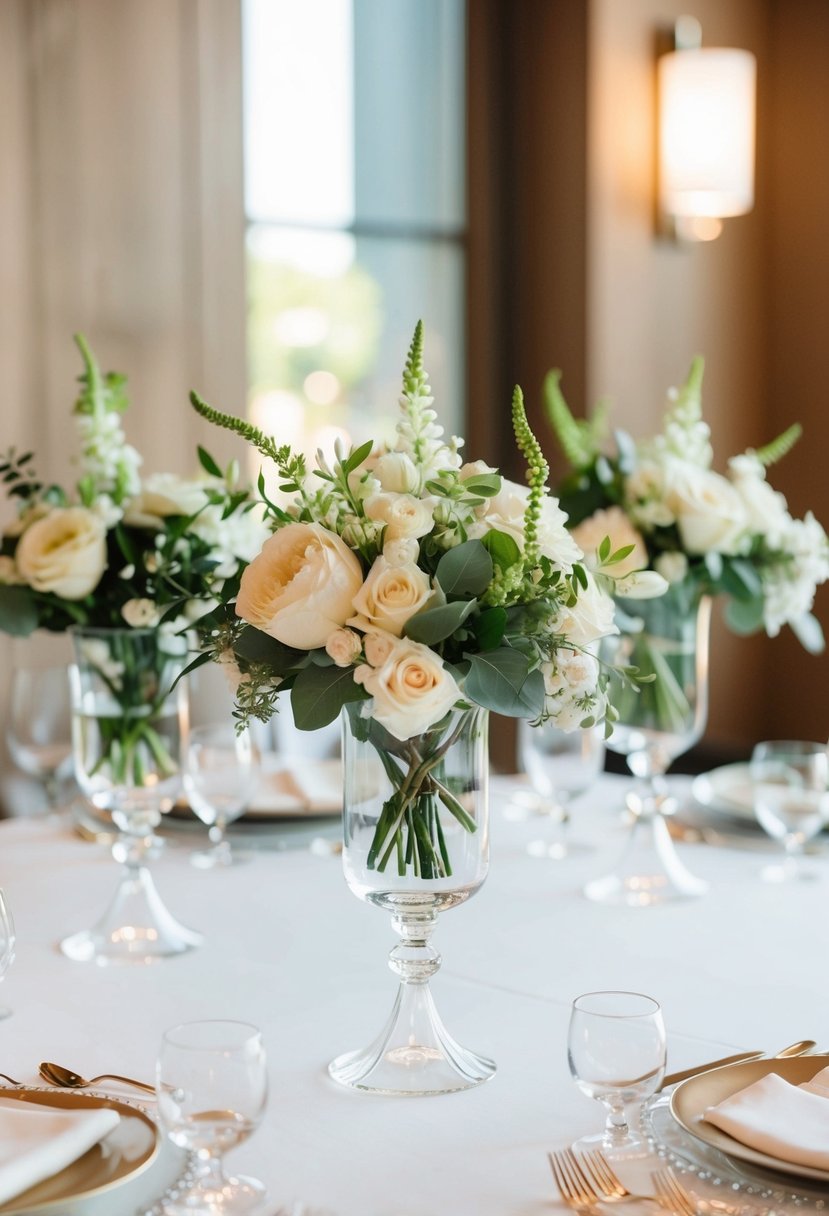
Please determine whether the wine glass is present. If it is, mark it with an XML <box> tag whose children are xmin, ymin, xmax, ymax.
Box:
<box><xmin>156</xmin><ymin>1020</ymin><xmax>268</xmax><ymax>1215</ymax></box>
<box><xmin>586</xmin><ymin>586</ymin><xmax>710</xmax><ymax>905</ymax></box>
<box><xmin>6</xmin><ymin>666</ymin><xmax>73</xmax><ymax>812</ymax></box>
<box><xmin>184</xmin><ymin>723</ymin><xmax>258</xmax><ymax>868</ymax></box>
<box><xmin>0</xmin><ymin>890</ymin><xmax>15</xmax><ymax>1020</ymax></box>
<box><xmin>568</xmin><ymin>990</ymin><xmax>666</xmax><ymax>1159</ymax></box>
<box><xmin>750</xmin><ymin>741</ymin><xmax>829</xmax><ymax>883</ymax></box>
<box><xmin>517</xmin><ymin>719</ymin><xmax>604</xmax><ymax>859</ymax></box>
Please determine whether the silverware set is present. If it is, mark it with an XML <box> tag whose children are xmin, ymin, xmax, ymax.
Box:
<box><xmin>0</xmin><ymin>1060</ymin><xmax>154</xmax><ymax>1094</ymax></box>
<box><xmin>549</xmin><ymin>1149</ymin><xmax>757</xmax><ymax>1214</ymax></box>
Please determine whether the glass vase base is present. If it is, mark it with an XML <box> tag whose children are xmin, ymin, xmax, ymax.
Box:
<box><xmin>159</xmin><ymin>1173</ymin><xmax>266</xmax><ymax>1215</ymax></box>
<box><xmin>584</xmin><ymin>814</ymin><xmax>708</xmax><ymax>907</ymax></box>
<box><xmin>328</xmin><ymin>981</ymin><xmax>495</xmax><ymax>1096</ymax></box>
<box><xmin>60</xmin><ymin>866</ymin><xmax>203</xmax><ymax>964</ymax></box>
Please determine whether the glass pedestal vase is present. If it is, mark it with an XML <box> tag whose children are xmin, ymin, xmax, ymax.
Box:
<box><xmin>329</xmin><ymin>704</ymin><xmax>494</xmax><ymax>1096</ymax></box>
<box><xmin>61</xmin><ymin>627</ymin><xmax>202</xmax><ymax>964</ymax></box>
<box><xmin>585</xmin><ymin>585</ymin><xmax>711</xmax><ymax>907</ymax></box>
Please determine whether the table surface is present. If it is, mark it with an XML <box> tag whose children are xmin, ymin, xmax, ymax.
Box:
<box><xmin>1</xmin><ymin>773</ymin><xmax>827</xmax><ymax>1216</ymax></box>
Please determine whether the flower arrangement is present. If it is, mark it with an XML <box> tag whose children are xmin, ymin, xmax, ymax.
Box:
<box><xmin>0</xmin><ymin>336</ymin><xmax>269</xmax><ymax>789</ymax></box>
<box><xmin>546</xmin><ymin>357</ymin><xmax>829</xmax><ymax>653</ymax></box>
<box><xmin>191</xmin><ymin>323</ymin><xmax>642</xmax><ymax>878</ymax></box>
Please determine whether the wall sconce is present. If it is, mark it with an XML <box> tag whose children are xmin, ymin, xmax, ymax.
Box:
<box><xmin>657</xmin><ymin>17</ymin><xmax>756</xmax><ymax>242</ymax></box>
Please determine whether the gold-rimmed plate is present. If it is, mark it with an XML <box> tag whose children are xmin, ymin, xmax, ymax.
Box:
<box><xmin>670</xmin><ymin>1055</ymin><xmax>829</xmax><ymax>1183</ymax></box>
<box><xmin>0</xmin><ymin>1088</ymin><xmax>159</xmax><ymax>1215</ymax></box>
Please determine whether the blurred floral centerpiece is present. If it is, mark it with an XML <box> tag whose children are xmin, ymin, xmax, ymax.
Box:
<box><xmin>547</xmin><ymin>358</ymin><xmax>829</xmax><ymax>652</ymax></box>
<box><xmin>191</xmin><ymin>323</ymin><xmax>642</xmax><ymax>880</ymax></box>
<box><xmin>0</xmin><ymin>336</ymin><xmax>269</xmax><ymax>796</ymax></box>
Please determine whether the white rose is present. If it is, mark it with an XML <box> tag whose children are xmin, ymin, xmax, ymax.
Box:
<box><xmin>236</xmin><ymin>522</ymin><xmax>364</xmax><ymax>650</ymax></box>
<box><xmin>554</xmin><ymin>572</ymin><xmax>618</xmax><ymax>647</ymax></box>
<box><xmin>363</xmin><ymin>629</ymin><xmax>397</xmax><ymax>667</ymax></box>
<box><xmin>350</xmin><ymin>556</ymin><xmax>433</xmax><ymax>637</ymax></box>
<box><xmin>543</xmin><ymin>650</ymin><xmax>600</xmax><ymax>698</ymax></box>
<box><xmin>571</xmin><ymin>506</ymin><xmax>648</xmax><ymax>576</ymax></box>
<box><xmin>383</xmin><ymin>537</ymin><xmax>420</xmax><ymax>566</ymax></box>
<box><xmin>728</xmin><ymin>455</ymin><xmax>790</xmax><ymax>545</ymax></box>
<box><xmin>374</xmin><ymin>452</ymin><xmax>420</xmax><ymax>494</ymax></box>
<box><xmin>654</xmin><ymin>551</ymin><xmax>689</xmax><ymax>585</ymax></box>
<box><xmin>15</xmin><ymin>507</ymin><xmax>107</xmax><ymax>599</ymax></box>
<box><xmin>665</xmin><ymin>461</ymin><xmax>748</xmax><ymax>555</ymax></box>
<box><xmin>121</xmin><ymin>598</ymin><xmax>160</xmax><ymax>627</ymax></box>
<box><xmin>470</xmin><ymin>480</ymin><xmax>583</xmax><ymax>568</ymax></box>
<box><xmin>354</xmin><ymin>636</ymin><xmax>462</xmax><ymax>740</ymax></box>
<box><xmin>364</xmin><ymin>492</ymin><xmax>436</xmax><ymax>541</ymax></box>
<box><xmin>123</xmin><ymin>473</ymin><xmax>210</xmax><ymax>529</ymax></box>
<box><xmin>325</xmin><ymin>627</ymin><xmax>362</xmax><ymax>667</ymax></box>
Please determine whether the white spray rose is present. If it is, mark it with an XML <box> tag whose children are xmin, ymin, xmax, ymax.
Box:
<box><xmin>236</xmin><ymin>522</ymin><xmax>363</xmax><ymax>650</ymax></box>
<box><xmin>325</xmin><ymin>627</ymin><xmax>363</xmax><ymax>668</ymax></box>
<box><xmin>364</xmin><ymin>492</ymin><xmax>436</xmax><ymax>541</ymax></box>
<box><xmin>374</xmin><ymin>452</ymin><xmax>420</xmax><ymax>494</ymax></box>
<box><xmin>15</xmin><ymin>507</ymin><xmax>107</xmax><ymax>599</ymax></box>
<box><xmin>354</xmin><ymin>636</ymin><xmax>462</xmax><ymax>740</ymax></box>
<box><xmin>624</xmin><ymin>460</ymin><xmax>675</xmax><ymax>529</ymax></box>
<box><xmin>383</xmin><ymin>537</ymin><xmax>420</xmax><ymax>566</ymax></box>
<box><xmin>654</xmin><ymin>551</ymin><xmax>689</xmax><ymax>585</ymax></box>
<box><xmin>123</xmin><ymin>473</ymin><xmax>210</xmax><ymax>529</ymax></box>
<box><xmin>350</xmin><ymin>556</ymin><xmax>433</xmax><ymax>637</ymax></box>
<box><xmin>553</xmin><ymin>573</ymin><xmax>618</xmax><ymax>647</ymax></box>
<box><xmin>363</xmin><ymin>629</ymin><xmax>398</xmax><ymax>668</ymax></box>
<box><xmin>121</xmin><ymin>598</ymin><xmax>160</xmax><ymax>627</ymax></box>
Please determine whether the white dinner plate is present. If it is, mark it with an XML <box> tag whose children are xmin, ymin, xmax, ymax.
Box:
<box><xmin>171</xmin><ymin>754</ymin><xmax>343</xmax><ymax>823</ymax></box>
<box><xmin>670</xmin><ymin>1055</ymin><xmax>829</xmax><ymax>1183</ymax></box>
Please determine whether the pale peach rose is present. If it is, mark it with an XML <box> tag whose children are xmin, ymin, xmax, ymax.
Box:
<box><xmin>325</xmin><ymin>627</ymin><xmax>362</xmax><ymax>667</ymax></box>
<box><xmin>349</xmin><ymin>557</ymin><xmax>432</xmax><ymax>637</ymax></box>
<box><xmin>236</xmin><ymin>522</ymin><xmax>363</xmax><ymax>650</ymax></box>
<box><xmin>354</xmin><ymin>636</ymin><xmax>462</xmax><ymax>740</ymax></box>
<box><xmin>16</xmin><ymin>507</ymin><xmax>107</xmax><ymax>599</ymax></box>
<box><xmin>383</xmin><ymin>537</ymin><xmax>420</xmax><ymax>566</ymax></box>
<box><xmin>121</xmin><ymin>598</ymin><xmax>160</xmax><ymax>627</ymax></box>
<box><xmin>364</xmin><ymin>492</ymin><xmax>435</xmax><ymax>540</ymax></box>
<box><xmin>571</xmin><ymin>507</ymin><xmax>648</xmax><ymax>577</ymax></box>
<box><xmin>363</xmin><ymin>629</ymin><xmax>397</xmax><ymax>667</ymax></box>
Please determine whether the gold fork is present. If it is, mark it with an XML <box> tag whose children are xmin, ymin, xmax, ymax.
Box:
<box><xmin>578</xmin><ymin>1148</ymin><xmax>647</xmax><ymax>1203</ymax></box>
<box><xmin>651</xmin><ymin>1166</ymin><xmax>759</xmax><ymax>1216</ymax></box>
<box><xmin>548</xmin><ymin>1148</ymin><xmax>649</xmax><ymax>1210</ymax></box>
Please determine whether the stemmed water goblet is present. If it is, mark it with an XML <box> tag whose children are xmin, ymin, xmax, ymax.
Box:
<box><xmin>750</xmin><ymin>740</ymin><xmax>829</xmax><ymax>882</ymax></box>
<box><xmin>184</xmin><ymin>723</ymin><xmax>258</xmax><ymax>868</ymax></box>
<box><xmin>156</xmin><ymin>1020</ymin><xmax>268</xmax><ymax>1215</ymax></box>
<box><xmin>0</xmin><ymin>890</ymin><xmax>15</xmax><ymax>1020</ymax></box>
<box><xmin>568</xmin><ymin>990</ymin><xmax>666</xmax><ymax>1159</ymax></box>
<box><xmin>518</xmin><ymin>719</ymin><xmax>604</xmax><ymax>859</ymax></box>
<box><xmin>6</xmin><ymin>665</ymin><xmax>73</xmax><ymax>813</ymax></box>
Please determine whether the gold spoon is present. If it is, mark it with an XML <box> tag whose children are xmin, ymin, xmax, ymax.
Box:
<box><xmin>39</xmin><ymin>1060</ymin><xmax>155</xmax><ymax>1095</ymax></box>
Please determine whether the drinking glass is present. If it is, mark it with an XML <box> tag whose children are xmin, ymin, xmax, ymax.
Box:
<box><xmin>184</xmin><ymin>724</ymin><xmax>258</xmax><ymax>869</ymax></box>
<box><xmin>0</xmin><ymin>890</ymin><xmax>15</xmax><ymax>1020</ymax></box>
<box><xmin>568</xmin><ymin>990</ymin><xmax>666</xmax><ymax>1158</ymax></box>
<box><xmin>156</xmin><ymin>1020</ymin><xmax>268</xmax><ymax>1215</ymax></box>
<box><xmin>750</xmin><ymin>741</ymin><xmax>829</xmax><ymax>883</ymax></box>
<box><xmin>6</xmin><ymin>666</ymin><xmax>73</xmax><ymax>811</ymax></box>
<box><xmin>518</xmin><ymin>719</ymin><xmax>604</xmax><ymax>859</ymax></box>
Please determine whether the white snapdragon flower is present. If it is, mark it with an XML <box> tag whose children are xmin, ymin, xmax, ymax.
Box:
<box><xmin>761</xmin><ymin>513</ymin><xmax>829</xmax><ymax>636</ymax></box>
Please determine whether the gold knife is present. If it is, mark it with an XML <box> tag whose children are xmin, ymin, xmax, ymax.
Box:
<box><xmin>659</xmin><ymin>1050</ymin><xmax>764</xmax><ymax>1090</ymax></box>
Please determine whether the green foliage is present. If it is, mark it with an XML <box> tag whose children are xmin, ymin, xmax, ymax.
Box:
<box><xmin>403</xmin><ymin>599</ymin><xmax>477</xmax><ymax>646</ymax></box>
<box><xmin>290</xmin><ymin>663</ymin><xmax>369</xmax><ymax>730</ymax></box>
<box><xmin>73</xmin><ymin>333</ymin><xmax>129</xmax><ymax>418</ymax></box>
<box><xmin>435</xmin><ymin>540</ymin><xmax>493</xmax><ymax>598</ymax></box>
<box><xmin>463</xmin><ymin>647</ymin><xmax>546</xmax><ymax>718</ymax></box>
<box><xmin>0</xmin><ymin>586</ymin><xmax>38</xmax><ymax>636</ymax></box>
<box><xmin>190</xmin><ymin>391</ymin><xmax>308</xmax><ymax>493</ymax></box>
<box><xmin>544</xmin><ymin>370</ymin><xmax>609</xmax><ymax>470</ymax></box>
<box><xmin>511</xmin><ymin>386</ymin><xmax>549</xmax><ymax>565</ymax></box>
<box><xmin>754</xmin><ymin>423</ymin><xmax>802</xmax><ymax>468</ymax></box>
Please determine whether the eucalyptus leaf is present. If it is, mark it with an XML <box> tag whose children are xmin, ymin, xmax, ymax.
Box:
<box><xmin>473</xmin><ymin>605</ymin><xmax>507</xmax><ymax>651</ymax></box>
<box><xmin>403</xmin><ymin>599</ymin><xmax>477</xmax><ymax>645</ymax></box>
<box><xmin>461</xmin><ymin>473</ymin><xmax>502</xmax><ymax>497</ymax></box>
<box><xmin>463</xmin><ymin>648</ymin><xmax>546</xmax><ymax>718</ymax></box>
<box><xmin>291</xmin><ymin>663</ymin><xmax>369</xmax><ymax>730</ymax></box>
<box><xmin>481</xmin><ymin>529</ymin><xmax>521</xmax><ymax>571</ymax></box>
<box><xmin>234</xmin><ymin>625</ymin><xmax>305</xmax><ymax>670</ymax></box>
<box><xmin>721</xmin><ymin>559</ymin><xmax>763</xmax><ymax>602</ymax></box>
<box><xmin>0</xmin><ymin>585</ymin><xmax>39</xmax><ymax>636</ymax></box>
<box><xmin>435</xmin><ymin>540</ymin><xmax>493</xmax><ymax>598</ymax></box>
<box><xmin>724</xmin><ymin>595</ymin><xmax>765</xmax><ymax>635</ymax></box>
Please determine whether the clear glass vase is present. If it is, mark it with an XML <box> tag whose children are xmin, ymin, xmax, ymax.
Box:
<box><xmin>585</xmin><ymin>583</ymin><xmax>711</xmax><ymax>906</ymax></box>
<box><xmin>329</xmin><ymin>703</ymin><xmax>494</xmax><ymax>1096</ymax></box>
<box><xmin>61</xmin><ymin>627</ymin><xmax>202</xmax><ymax>964</ymax></box>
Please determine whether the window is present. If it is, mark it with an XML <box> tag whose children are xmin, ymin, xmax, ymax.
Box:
<box><xmin>242</xmin><ymin>0</ymin><xmax>466</xmax><ymax>473</ymax></box>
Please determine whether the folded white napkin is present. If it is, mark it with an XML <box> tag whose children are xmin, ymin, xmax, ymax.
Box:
<box><xmin>0</xmin><ymin>1098</ymin><xmax>120</xmax><ymax>1204</ymax></box>
<box><xmin>704</xmin><ymin>1064</ymin><xmax>829</xmax><ymax>1170</ymax></box>
<box><xmin>255</xmin><ymin>757</ymin><xmax>343</xmax><ymax>814</ymax></box>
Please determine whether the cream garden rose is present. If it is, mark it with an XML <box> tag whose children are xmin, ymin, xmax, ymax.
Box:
<box><xmin>236</xmin><ymin>521</ymin><xmax>363</xmax><ymax>650</ymax></box>
<box><xmin>350</xmin><ymin>556</ymin><xmax>433</xmax><ymax>637</ymax></box>
<box><xmin>16</xmin><ymin>507</ymin><xmax>107</xmax><ymax>599</ymax></box>
<box><xmin>364</xmin><ymin>491</ymin><xmax>436</xmax><ymax>540</ymax></box>
<box><xmin>665</xmin><ymin>461</ymin><xmax>748</xmax><ymax>556</ymax></box>
<box><xmin>354</xmin><ymin>635</ymin><xmax>462</xmax><ymax>740</ymax></box>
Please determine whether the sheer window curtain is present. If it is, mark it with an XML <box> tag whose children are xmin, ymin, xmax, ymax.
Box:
<box><xmin>0</xmin><ymin>0</ymin><xmax>247</xmax><ymax>799</ymax></box>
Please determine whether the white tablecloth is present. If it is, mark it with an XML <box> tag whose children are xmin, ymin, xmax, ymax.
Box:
<box><xmin>1</xmin><ymin>774</ymin><xmax>827</xmax><ymax>1215</ymax></box>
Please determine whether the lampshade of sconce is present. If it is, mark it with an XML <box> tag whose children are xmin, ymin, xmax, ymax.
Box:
<box><xmin>658</xmin><ymin>47</ymin><xmax>756</xmax><ymax>221</ymax></box>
